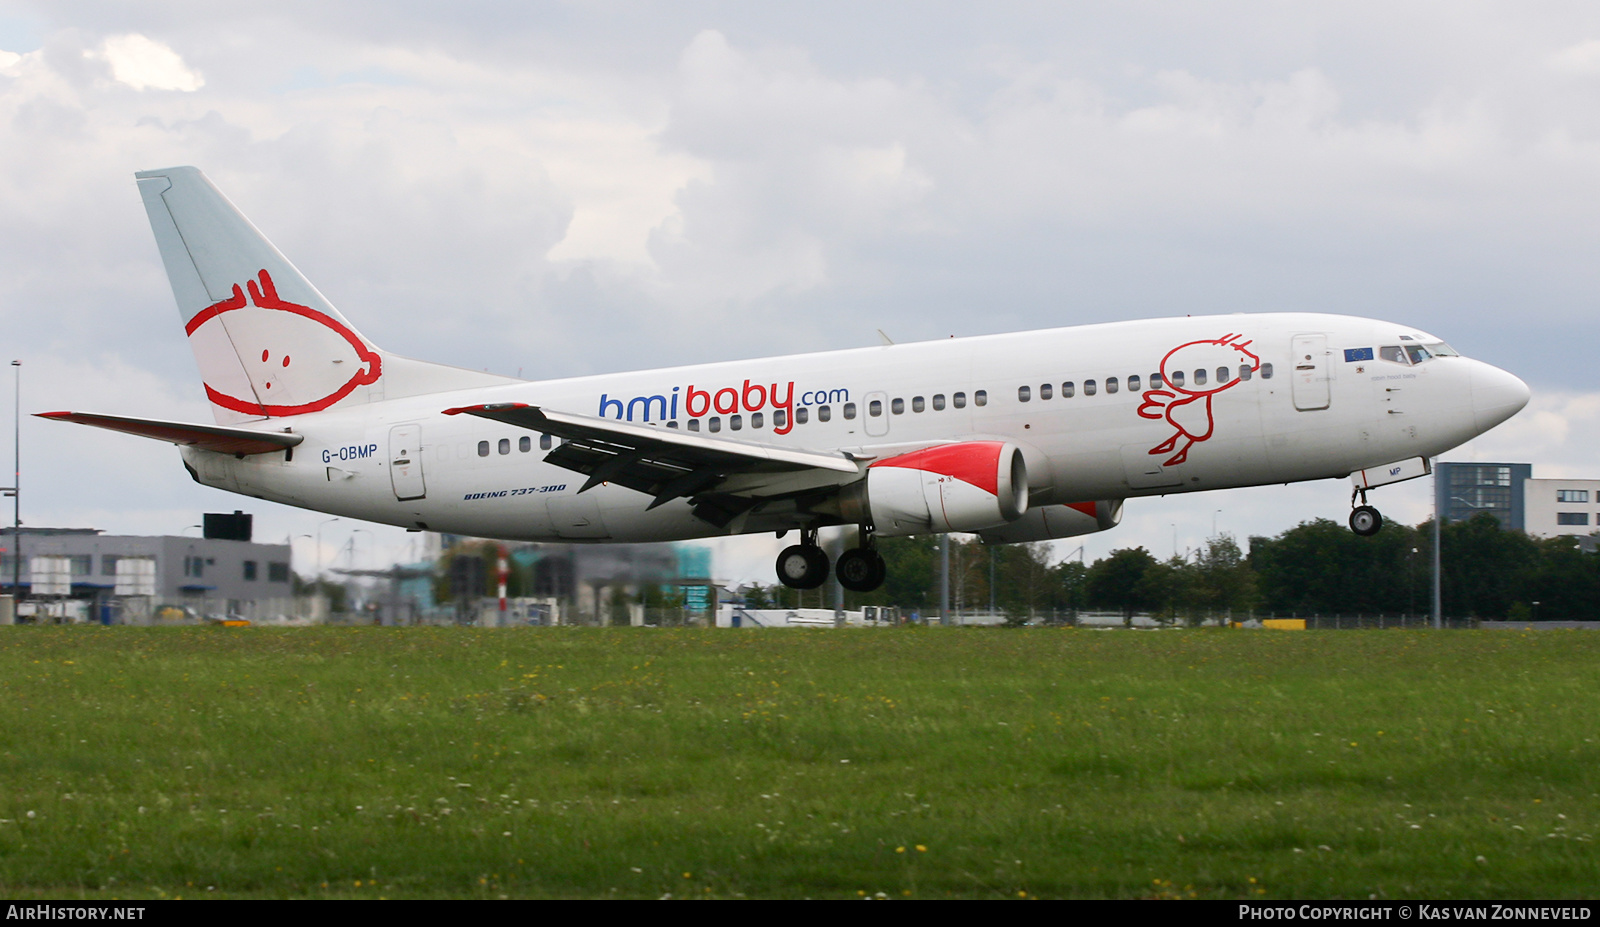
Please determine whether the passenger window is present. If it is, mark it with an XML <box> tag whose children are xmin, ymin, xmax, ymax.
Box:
<box><xmin>477</xmin><ymin>441</ymin><xmax>489</xmax><ymax>457</ymax></box>
<box><xmin>688</xmin><ymin>419</ymin><xmax>700</xmax><ymax>432</ymax></box>
<box><xmin>870</xmin><ymin>400</ymin><xmax>883</xmax><ymax>417</ymax></box>
<box><xmin>912</xmin><ymin>396</ymin><xmax>925</xmax><ymax>412</ymax></box>
<box><xmin>975</xmin><ymin>390</ymin><xmax>987</xmax><ymax>406</ymax></box>
<box><xmin>519</xmin><ymin>436</ymin><xmax>531</xmax><ymax>453</ymax></box>
<box><xmin>1040</xmin><ymin>383</ymin><xmax>1052</xmax><ymax>400</ymax></box>
<box><xmin>1170</xmin><ymin>370</ymin><xmax>1185</xmax><ymax>388</ymax></box>
<box><xmin>795</xmin><ymin>407</ymin><xmax>808</xmax><ymax>425</ymax></box>
<box><xmin>892</xmin><ymin>398</ymin><xmax>905</xmax><ymax>414</ymax></box>
<box><xmin>666</xmin><ymin>421</ymin><xmax>678</xmax><ymax>428</ymax></box>
<box><xmin>774</xmin><ymin>409</ymin><xmax>787</xmax><ymax>428</ymax></box>
<box><xmin>498</xmin><ymin>438</ymin><xmax>510</xmax><ymax>455</ymax></box>
<box><xmin>751</xmin><ymin>412</ymin><xmax>763</xmax><ymax>429</ymax></box>
<box><xmin>730</xmin><ymin>414</ymin><xmax>742</xmax><ymax>430</ymax></box>
<box><xmin>1151</xmin><ymin>373</ymin><xmax>1163</xmax><ymax>388</ymax></box>
<box><xmin>540</xmin><ymin>434</ymin><xmax>552</xmax><ymax>450</ymax></box>
<box><xmin>843</xmin><ymin>402</ymin><xmax>857</xmax><ymax>419</ymax></box>
<box><xmin>1217</xmin><ymin>367</ymin><xmax>1231</xmax><ymax>383</ymax></box>
<box><xmin>1239</xmin><ymin>365</ymin><xmax>1253</xmax><ymax>381</ymax></box>
<box><xmin>709</xmin><ymin>417</ymin><xmax>722</xmax><ymax>433</ymax></box>
<box><xmin>1106</xmin><ymin>377</ymin><xmax>1119</xmax><ymax>394</ymax></box>
<box><xmin>932</xmin><ymin>394</ymin><xmax>946</xmax><ymax>411</ymax></box>
<box><xmin>1084</xmin><ymin>379</ymin><xmax>1097</xmax><ymax>396</ymax></box>
<box><xmin>1062</xmin><ymin>381</ymin><xmax>1075</xmax><ymax>398</ymax></box>
<box><xmin>953</xmin><ymin>392</ymin><xmax>967</xmax><ymax>408</ymax></box>
<box><xmin>819</xmin><ymin>405</ymin><xmax>832</xmax><ymax>422</ymax></box>
<box><xmin>1194</xmin><ymin>368</ymin><xmax>1207</xmax><ymax>386</ymax></box>
<box><xmin>1018</xmin><ymin>385</ymin><xmax>1031</xmax><ymax>402</ymax></box>
<box><xmin>1261</xmin><ymin>363</ymin><xmax>1274</xmax><ymax>379</ymax></box>
<box><xmin>1128</xmin><ymin>375</ymin><xmax>1141</xmax><ymax>391</ymax></box>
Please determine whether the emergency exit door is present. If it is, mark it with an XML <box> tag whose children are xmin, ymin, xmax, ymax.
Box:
<box><xmin>389</xmin><ymin>424</ymin><xmax>427</xmax><ymax>500</ymax></box>
<box><xmin>1290</xmin><ymin>334</ymin><xmax>1331</xmax><ymax>411</ymax></box>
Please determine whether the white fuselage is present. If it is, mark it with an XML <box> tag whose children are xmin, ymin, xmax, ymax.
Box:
<box><xmin>183</xmin><ymin>313</ymin><xmax>1528</xmax><ymax>542</ymax></box>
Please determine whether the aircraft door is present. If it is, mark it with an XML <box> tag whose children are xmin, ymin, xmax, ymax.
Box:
<box><xmin>1290</xmin><ymin>334</ymin><xmax>1331</xmax><ymax>411</ymax></box>
<box><xmin>389</xmin><ymin>424</ymin><xmax>427</xmax><ymax>500</ymax></box>
<box><xmin>864</xmin><ymin>391</ymin><xmax>890</xmax><ymax>437</ymax></box>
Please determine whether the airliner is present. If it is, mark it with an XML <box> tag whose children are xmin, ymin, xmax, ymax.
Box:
<box><xmin>42</xmin><ymin>167</ymin><xmax>1531</xmax><ymax>593</ymax></box>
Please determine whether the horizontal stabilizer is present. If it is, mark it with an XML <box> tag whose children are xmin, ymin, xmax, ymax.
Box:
<box><xmin>36</xmin><ymin>411</ymin><xmax>304</xmax><ymax>456</ymax></box>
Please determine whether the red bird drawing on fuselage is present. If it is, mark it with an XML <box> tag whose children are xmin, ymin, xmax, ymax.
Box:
<box><xmin>1136</xmin><ymin>333</ymin><xmax>1260</xmax><ymax>466</ymax></box>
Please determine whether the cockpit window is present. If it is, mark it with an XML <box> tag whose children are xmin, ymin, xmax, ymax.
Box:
<box><xmin>1379</xmin><ymin>345</ymin><xmax>1409</xmax><ymax>365</ymax></box>
<box><xmin>1404</xmin><ymin>344</ymin><xmax>1433</xmax><ymax>365</ymax></box>
<box><xmin>1425</xmin><ymin>342</ymin><xmax>1459</xmax><ymax>357</ymax></box>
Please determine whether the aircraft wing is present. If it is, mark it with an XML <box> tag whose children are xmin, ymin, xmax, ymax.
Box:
<box><xmin>36</xmin><ymin>411</ymin><xmax>304</xmax><ymax>456</ymax></box>
<box><xmin>442</xmin><ymin>402</ymin><xmax>862</xmax><ymax>512</ymax></box>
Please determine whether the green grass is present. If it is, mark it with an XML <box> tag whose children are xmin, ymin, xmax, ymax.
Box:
<box><xmin>0</xmin><ymin>626</ymin><xmax>1594</xmax><ymax>899</ymax></box>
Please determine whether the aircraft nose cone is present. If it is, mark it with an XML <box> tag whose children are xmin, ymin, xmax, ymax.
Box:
<box><xmin>1471</xmin><ymin>362</ymin><xmax>1531</xmax><ymax>433</ymax></box>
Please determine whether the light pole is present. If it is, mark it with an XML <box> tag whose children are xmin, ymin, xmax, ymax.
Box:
<box><xmin>989</xmin><ymin>544</ymin><xmax>996</xmax><ymax>617</ymax></box>
<box><xmin>349</xmin><ymin>528</ymin><xmax>373</xmax><ymax>570</ymax></box>
<box><xmin>8</xmin><ymin>360</ymin><xmax>18</xmax><ymax>601</ymax></box>
<box><xmin>316</xmin><ymin>517</ymin><xmax>340</xmax><ymax>599</ymax></box>
<box><xmin>1432</xmin><ymin>457</ymin><xmax>1442</xmax><ymax>629</ymax></box>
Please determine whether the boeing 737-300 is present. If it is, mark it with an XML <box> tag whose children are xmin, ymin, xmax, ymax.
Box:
<box><xmin>41</xmin><ymin>167</ymin><xmax>1531</xmax><ymax>593</ymax></box>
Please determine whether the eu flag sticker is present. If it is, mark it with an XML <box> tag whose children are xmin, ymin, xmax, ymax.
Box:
<box><xmin>1344</xmin><ymin>347</ymin><xmax>1374</xmax><ymax>362</ymax></box>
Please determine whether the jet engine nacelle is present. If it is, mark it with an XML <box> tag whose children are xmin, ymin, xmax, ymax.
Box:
<box><xmin>844</xmin><ymin>441</ymin><xmax>1029</xmax><ymax>536</ymax></box>
<box><xmin>977</xmin><ymin>499</ymin><xmax>1124</xmax><ymax>544</ymax></box>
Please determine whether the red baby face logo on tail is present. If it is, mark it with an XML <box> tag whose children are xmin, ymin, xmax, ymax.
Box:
<box><xmin>185</xmin><ymin>270</ymin><xmax>382</xmax><ymax>417</ymax></box>
<box><xmin>1135</xmin><ymin>333</ymin><xmax>1259</xmax><ymax>466</ymax></box>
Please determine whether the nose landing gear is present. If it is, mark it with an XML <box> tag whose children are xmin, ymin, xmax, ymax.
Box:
<box><xmin>1349</xmin><ymin>487</ymin><xmax>1383</xmax><ymax>537</ymax></box>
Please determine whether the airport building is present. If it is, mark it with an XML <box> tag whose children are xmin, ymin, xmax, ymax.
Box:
<box><xmin>1435</xmin><ymin>462</ymin><xmax>1600</xmax><ymax>541</ymax></box>
<box><xmin>1434</xmin><ymin>462</ymin><xmax>1532</xmax><ymax>531</ymax></box>
<box><xmin>434</xmin><ymin>538</ymin><xmax>720</xmax><ymax>626</ymax></box>
<box><xmin>0</xmin><ymin>513</ymin><xmax>294</xmax><ymax>623</ymax></box>
<box><xmin>1522</xmin><ymin>478</ymin><xmax>1600</xmax><ymax>540</ymax></box>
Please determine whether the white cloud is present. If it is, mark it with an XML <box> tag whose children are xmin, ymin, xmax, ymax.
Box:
<box><xmin>1548</xmin><ymin>39</ymin><xmax>1600</xmax><ymax>75</ymax></box>
<box><xmin>90</xmin><ymin>34</ymin><xmax>203</xmax><ymax>92</ymax></box>
<box><xmin>1449</xmin><ymin>390</ymin><xmax>1600</xmax><ymax>480</ymax></box>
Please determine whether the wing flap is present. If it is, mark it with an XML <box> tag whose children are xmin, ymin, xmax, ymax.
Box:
<box><xmin>37</xmin><ymin>411</ymin><xmax>303</xmax><ymax>456</ymax></box>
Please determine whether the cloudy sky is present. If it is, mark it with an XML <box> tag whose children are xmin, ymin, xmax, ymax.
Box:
<box><xmin>1</xmin><ymin>2</ymin><xmax>1596</xmax><ymax>583</ymax></box>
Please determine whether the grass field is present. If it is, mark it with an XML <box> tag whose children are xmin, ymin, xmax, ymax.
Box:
<box><xmin>0</xmin><ymin>625</ymin><xmax>1594</xmax><ymax>899</ymax></box>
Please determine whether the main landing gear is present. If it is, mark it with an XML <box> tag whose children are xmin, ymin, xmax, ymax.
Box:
<box><xmin>776</xmin><ymin>534</ymin><xmax>829</xmax><ymax>590</ymax></box>
<box><xmin>835</xmin><ymin>541</ymin><xmax>887</xmax><ymax>593</ymax></box>
<box><xmin>1349</xmin><ymin>487</ymin><xmax>1383</xmax><ymax>537</ymax></box>
<box><xmin>775</xmin><ymin>528</ymin><xmax>888</xmax><ymax>593</ymax></box>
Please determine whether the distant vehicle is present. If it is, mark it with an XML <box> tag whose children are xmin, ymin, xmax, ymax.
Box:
<box><xmin>43</xmin><ymin>168</ymin><xmax>1529</xmax><ymax>593</ymax></box>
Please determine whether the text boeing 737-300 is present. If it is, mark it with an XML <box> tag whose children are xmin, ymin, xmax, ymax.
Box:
<box><xmin>41</xmin><ymin>167</ymin><xmax>1530</xmax><ymax>592</ymax></box>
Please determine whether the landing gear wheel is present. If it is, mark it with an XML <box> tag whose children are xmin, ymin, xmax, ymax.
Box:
<box><xmin>776</xmin><ymin>544</ymin><xmax>829</xmax><ymax>589</ymax></box>
<box><xmin>836</xmin><ymin>547</ymin><xmax>887</xmax><ymax>593</ymax></box>
<box><xmin>1349</xmin><ymin>505</ymin><xmax>1383</xmax><ymax>537</ymax></box>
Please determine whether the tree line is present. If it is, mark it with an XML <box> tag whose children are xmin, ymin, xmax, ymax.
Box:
<box><xmin>747</xmin><ymin>513</ymin><xmax>1600</xmax><ymax>622</ymax></box>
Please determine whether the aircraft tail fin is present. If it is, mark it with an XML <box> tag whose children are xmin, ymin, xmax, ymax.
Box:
<box><xmin>135</xmin><ymin>166</ymin><xmax>516</xmax><ymax>424</ymax></box>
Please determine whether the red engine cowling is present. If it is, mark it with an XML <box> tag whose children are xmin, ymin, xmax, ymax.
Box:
<box><xmin>853</xmin><ymin>442</ymin><xmax>1029</xmax><ymax>536</ymax></box>
<box><xmin>977</xmin><ymin>499</ymin><xmax>1124</xmax><ymax>544</ymax></box>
